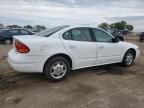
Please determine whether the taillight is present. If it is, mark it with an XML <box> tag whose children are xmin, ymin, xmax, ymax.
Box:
<box><xmin>15</xmin><ymin>40</ymin><xmax>30</xmax><ymax>53</ymax></box>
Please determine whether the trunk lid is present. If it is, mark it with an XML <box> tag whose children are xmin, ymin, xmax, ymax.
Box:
<box><xmin>13</xmin><ymin>35</ymin><xmax>59</xmax><ymax>56</ymax></box>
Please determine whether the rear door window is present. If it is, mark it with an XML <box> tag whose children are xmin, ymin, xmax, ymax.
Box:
<box><xmin>20</xmin><ymin>30</ymin><xmax>30</xmax><ymax>35</ymax></box>
<box><xmin>72</xmin><ymin>28</ymin><xmax>92</xmax><ymax>42</ymax></box>
<box><xmin>63</xmin><ymin>27</ymin><xmax>93</xmax><ymax>42</ymax></box>
<box><xmin>9</xmin><ymin>30</ymin><xmax>19</xmax><ymax>36</ymax></box>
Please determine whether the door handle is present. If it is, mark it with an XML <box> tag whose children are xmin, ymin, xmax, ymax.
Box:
<box><xmin>99</xmin><ymin>45</ymin><xmax>104</xmax><ymax>49</ymax></box>
<box><xmin>69</xmin><ymin>45</ymin><xmax>76</xmax><ymax>49</ymax></box>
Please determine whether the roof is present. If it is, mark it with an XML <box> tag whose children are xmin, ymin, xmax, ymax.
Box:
<box><xmin>67</xmin><ymin>24</ymin><xmax>97</xmax><ymax>28</ymax></box>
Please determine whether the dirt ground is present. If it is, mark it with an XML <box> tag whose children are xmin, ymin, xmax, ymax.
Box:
<box><xmin>0</xmin><ymin>35</ymin><xmax>144</xmax><ymax>108</ymax></box>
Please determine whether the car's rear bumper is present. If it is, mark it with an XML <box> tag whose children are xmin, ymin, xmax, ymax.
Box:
<box><xmin>8</xmin><ymin>49</ymin><xmax>44</xmax><ymax>73</ymax></box>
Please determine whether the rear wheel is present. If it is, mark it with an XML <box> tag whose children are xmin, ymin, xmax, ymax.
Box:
<box><xmin>4</xmin><ymin>39</ymin><xmax>11</xmax><ymax>45</ymax></box>
<box><xmin>44</xmin><ymin>56</ymin><xmax>70</xmax><ymax>81</ymax></box>
<box><xmin>122</xmin><ymin>50</ymin><xmax>135</xmax><ymax>66</ymax></box>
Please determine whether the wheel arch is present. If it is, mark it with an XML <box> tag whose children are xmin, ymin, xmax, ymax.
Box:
<box><xmin>125</xmin><ymin>48</ymin><xmax>136</xmax><ymax>58</ymax></box>
<box><xmin>43</xmin><ymin>53</ymin><xmax>73</xmax><ymax>72</ymax></box>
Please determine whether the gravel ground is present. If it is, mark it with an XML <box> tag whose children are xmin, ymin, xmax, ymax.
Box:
<box><xmin>0</xmin><ymin>35</ymin><xmax>144</xmax><ymax>108</ymax></box>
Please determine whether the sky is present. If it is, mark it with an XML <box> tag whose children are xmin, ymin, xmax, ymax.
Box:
<box><xmin>0</xmin><ymin>0</ymin><xmax>143</xmax><ymax>32</ymax></box>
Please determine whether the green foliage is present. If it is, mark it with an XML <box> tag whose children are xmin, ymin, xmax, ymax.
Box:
<box><xmin>114</xmin><ymin>22</ymin><xmax>125</xmax><ymax>30</ymax></box>
<box><xmin>33</xmin><ymin>25</ymin><xmax>46</xmax><ymax>32</ymax></box>
<box><xmin>126</xmin><ymin>25</ymin><xmax>134</xmax><ymax>31</ymax></box>
<box><xmin>6</xmin><ymin>25</ymin><xmax>22</xmax><ymax>28</ymax></box>
<box><xmin>110</xmin><ymin>23</ymin><xmax>115</xmax><ymax>29</ymax></box>
<box><xmin>98</xmin><ymin>23</ymin><xmax>110</xmax><ymax>31</ymax></box>
<box><xmin>110</xmin><ymin>21</ymin><xmax>127</xmax><ymax>30</ymax></box>
<box><xmin>24</xmin><ymin>25</ymin><xmax>32</xmax><ymax>29</ymax></box>
<box><xmin>99</xmin><ymin>21</ymin><xmax>134</xmax><ymax>31</ymax></box>
<box><xmin>121</xmin><ymin>21</ymin><xmax>127</xmax><ymax>27</ymax></box>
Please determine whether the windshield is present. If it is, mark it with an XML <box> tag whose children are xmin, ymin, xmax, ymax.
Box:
<box><xmin>36</xmin><ymin>25</ymin><xmax>69</xmax><ymax>37</ymax></box>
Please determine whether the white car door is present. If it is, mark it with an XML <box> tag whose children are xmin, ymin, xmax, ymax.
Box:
<box><xmin>92</xmin><ymin>28</ymin><xmax>123</xmax><ymax>65</ymax></box>
<box><xmin>61</xmin><ymin>27</ymin><xmax>96</xmax><ymax>69</ymax></box>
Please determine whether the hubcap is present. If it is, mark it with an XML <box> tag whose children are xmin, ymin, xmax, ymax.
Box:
<box><xmin>50</xmin><ymin>61</ymin><xmax>67</xmax><ymax>79</ymax></box>
<box><xmin>5</xmin><ymin>40</ymin><xmax>11</xmax><ymax>44</ymax></box>
<box><xmin>126</xmin><ymin>53</ymin><xmax>133</xmax><ymax>65</ymax></box>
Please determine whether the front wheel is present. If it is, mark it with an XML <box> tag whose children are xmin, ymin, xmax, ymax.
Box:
<box><xmin>44</xmin><ymin>56</ymin><xmax>70</xmax><ymax>81</ymax></box>
<box><xmin>122</xmin><ymin>50</ymin><xmax>135</xmax><ymax>66</ymax></box>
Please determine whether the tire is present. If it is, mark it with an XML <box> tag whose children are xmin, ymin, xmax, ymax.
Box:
<box><xmin>44</xmin><ymin>56</ymin><xmax>70</xmax><ymax>81</ymax></box>
<box><xmin>122</xmin><ymin>50</ymin><xmax>135</xmax><ymax>67</ymax></box>
<box><xmin>4</xmin><ymin>39</ymin><xmax>12</xmax><ymax>45</ymax></box>
<box><xmin>140</xmin><ymin>38</ymin><xmax>143</xmax><ymax>42</ymax></box>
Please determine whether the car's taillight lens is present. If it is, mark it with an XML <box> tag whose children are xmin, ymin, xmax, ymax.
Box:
<box><xmin>15</xmin><ymin>40</ymin><xmax>30</xmax><ymax>53</ymax></box>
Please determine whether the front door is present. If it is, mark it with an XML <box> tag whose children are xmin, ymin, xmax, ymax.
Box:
<box><xmin>92</xmin><ymin>28</ymin><xmax>123</xmax><ymax>65</ymax></box>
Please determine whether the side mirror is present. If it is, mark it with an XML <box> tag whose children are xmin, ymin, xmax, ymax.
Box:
<box><xmin>112</xmin><ymin>37</ymin><xmax>119</xmax><ymax>43</ymax></box>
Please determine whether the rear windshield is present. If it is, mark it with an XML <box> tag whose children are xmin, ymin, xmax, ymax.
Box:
<box><xmin>36</xmin><ymin>25</ymin><xmax>69</xmax><ymax>37</ymax></box>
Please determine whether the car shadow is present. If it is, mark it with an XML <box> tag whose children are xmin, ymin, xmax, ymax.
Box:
<box><xmin>0</xmin><ymin>63</ymin><xmax>138</xmax><ymax>94</ymax></box>
<box><xmin>69</xmin><ymin>63</ymin><xmax>136</xmax><ymax>77</ymax></box>
<box><xmin>9</xmin><ymin>63</ymin><xmax>136</xmax><ymax>82</ymax></box>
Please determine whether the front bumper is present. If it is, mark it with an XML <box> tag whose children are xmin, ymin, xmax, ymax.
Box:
<box><xmin>136</xmin><ymin>49</ymin><xmax>140</xmax><ymax>59</ymax></box>
<box><xmin>140</xmin><ymin>36</ymin><xmax>144</xmax><ymax>39</ymax></box>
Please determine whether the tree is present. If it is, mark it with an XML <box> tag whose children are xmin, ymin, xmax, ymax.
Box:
<box><xmin>33</xmin><ymin>25</ymin><xmax>46</xmax><ymax>32</ymax></box>
<box><xmin>99</xmin><ymin>20</ymin><xmax>134</xmax><ymax>32</ymax></box>
<box><xmin>110</xmin><ymin>21</ymin><xmax>127</xmax><ymax>30</ymax></box>
<box><xmin>6</xmin><ymin>25</ymin><xmax>22</xmax><ymax>28</ymax></box>
<box><xmin>121</xmin><ymin>21</ymin><xmax>127</xmax><ymax>28</ymax></box>
<box><xmin>110</xmin><ymin>23</ymin><xmax>115</xmax><ymax>29</ymax></box>
<box><xmin>98</xmin><ymin>23</ymin><xmax>109</xmax><ymax>31</ymax></box>
<box><xmin>114</xmin><ymin>22</ymin><xmax>125</xmax><ymax>30</ymax></box>
<box><xmin>0</xmin><ymin>23</ymin><xmax>4</xmax><ymax>28</ymax></box>
<box><xmin>24</xmin><ymin>25</ymin><xmax>32</xmax><ymax>29</ymax></box>
<box><xmin>40</xmin><ymin>25</ymin><xmax>46</xmax><ymax>30</ymax></box>
<box><xmin>126</xmin><ymin>25</ymin><xmax>134</xmax><ymax>31</ymax></box>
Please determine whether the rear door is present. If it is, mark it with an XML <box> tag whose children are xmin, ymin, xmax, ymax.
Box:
<box><xmin>61</xmin><ymin>27</ymin><xmax>96</xmax><ymax>69</ymax></box>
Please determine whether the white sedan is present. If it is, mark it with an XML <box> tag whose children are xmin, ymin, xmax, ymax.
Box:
<box><xmin>8</xmin><ymin>25</ymin><xmax>140</xmax><ymax>81</ymax></box>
